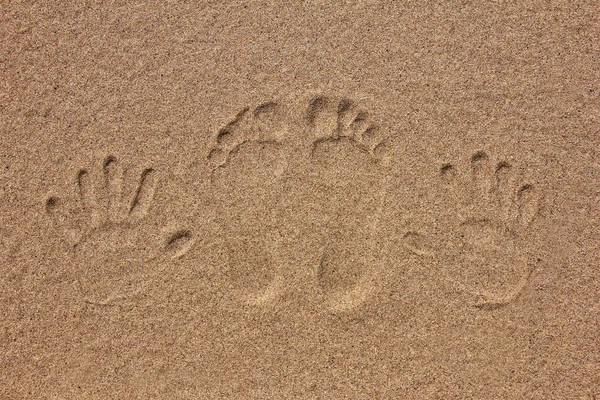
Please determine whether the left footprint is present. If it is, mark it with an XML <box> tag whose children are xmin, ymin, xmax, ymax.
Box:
<box><xmin>207</xmin><ymin>103</ymin><xmax>292</xmax><ymax>307</ymax></box>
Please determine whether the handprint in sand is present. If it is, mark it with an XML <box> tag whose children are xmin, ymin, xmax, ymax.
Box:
<box><xmin>45</xmin><ymin>156</ymin><xmax>194</xmax><ymax>305</ymax></box>
<box><xmin>402</xmin><ymin>151</ymin><xmax>542</xmax><ymax>310</ymax></box>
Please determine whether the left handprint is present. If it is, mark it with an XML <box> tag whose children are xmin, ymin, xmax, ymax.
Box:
<box><xmin>45</xmin><ymin>156</ymin><xmax>194</xmax><ymax>305</ymax></box>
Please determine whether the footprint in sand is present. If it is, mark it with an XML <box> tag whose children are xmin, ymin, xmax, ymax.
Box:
<box><xmin>301</xmin><ymin>96</ymin><xmax>391</xmax><ymax>313</ymax></box>
<box><xmin>207</xmin><ymin>103</ymin><xmax>292</xmax><ymax>307</ymax></box>
<box><xmin>206</xmin><ymin>97</ymin><xmax>391</xmax><ymax>313</ymax></box>
<box><xmin>45</xmin><ymin>156</ymin><xmax>195</xmax><ymax>306</ymax></box>
<box><xmin>402</xmin><ymin>151</ymin><xmax>542</xmax><ymax>310</ymax></box>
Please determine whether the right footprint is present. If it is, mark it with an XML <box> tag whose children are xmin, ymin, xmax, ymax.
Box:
<box><xmin>303</xmin><ymin>96</ymin><xmax>390</xmax><ymax>313</ymax></box>
<box><xmin>405</xmin><ymin>151</ymin><xmax>542</xmax><ymax>310</ymax></box>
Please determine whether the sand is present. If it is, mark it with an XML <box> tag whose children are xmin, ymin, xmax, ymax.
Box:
<box><xmin>1</xmin><ymin>1</ymin><xmax>599</xmax><ymax>398</ymax></box>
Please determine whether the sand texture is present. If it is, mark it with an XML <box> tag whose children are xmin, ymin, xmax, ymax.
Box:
<box><xmin>1</xmin><ymin>1</ymin><xmax>599</xmax><ymax>398</ymax></box>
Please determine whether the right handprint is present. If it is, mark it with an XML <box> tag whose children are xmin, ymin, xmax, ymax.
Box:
<box><xmin>404</xmin><ymin>151</ymin><xmax>542</xmax><ymax>310</ymax></box>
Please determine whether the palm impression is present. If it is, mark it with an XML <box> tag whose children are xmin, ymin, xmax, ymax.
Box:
<box><xmin>45</xmin><ymin>156</ymin><xmax>194</xmax><ymax>305</ymax></box>
<box><xmin>403</xmin><ymin>151</ymin><xmax>542</xmax><ymax>310</ymax></box>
